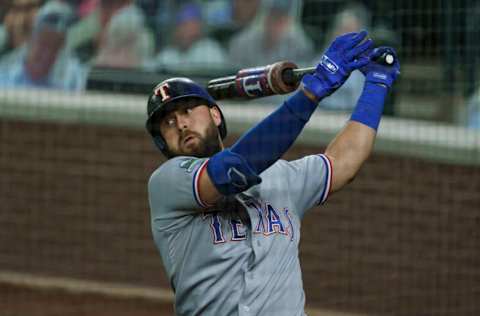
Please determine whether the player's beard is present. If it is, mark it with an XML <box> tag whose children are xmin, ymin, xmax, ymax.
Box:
<box><xmin>169</xmin><ymin>121</ymin><xmax>222</xmax><ymax>158</ymax></box>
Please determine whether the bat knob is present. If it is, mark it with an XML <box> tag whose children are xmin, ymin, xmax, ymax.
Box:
<box><xmin>375</xmin><ymin>52</ymin><xmax>395</xmax><ymax>66</ymax></box>
<box><xmin>384</xmin><ymin>53</ymin><xmax>395</xmax><ymax>65</ymax></box>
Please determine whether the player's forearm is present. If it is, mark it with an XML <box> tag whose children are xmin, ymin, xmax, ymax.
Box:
<box><xmin>325</xmin><ymin>83</ymin><xmax>388</xmax><ymax>192</ymax></box>
<box><xmin>325</xmin><ymin>121</ymin><xmax>376</xmax><ymax>192</ymax></box>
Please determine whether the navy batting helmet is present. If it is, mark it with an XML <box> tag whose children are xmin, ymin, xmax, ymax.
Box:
<box><xmin>145</xmin><ymin>77</ymin><xmax>227</xmax><ymax>156</ymax></box>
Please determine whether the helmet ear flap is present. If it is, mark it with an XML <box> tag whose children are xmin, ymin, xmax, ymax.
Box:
<box><xmin>154</xmin><ymin>135</ymin><xmax>175</xmax><ymax>158</ymax></box>
<box><xmin>153</xmin><ymin>135</ymin><xmax>167</xmax><ymax>152</ymax></box>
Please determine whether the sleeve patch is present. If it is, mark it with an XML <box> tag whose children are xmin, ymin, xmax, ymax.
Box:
<box><xmin>179</xmin><ymin>158</ymin><xmax>202</xmax><ymax>173</ymax></box>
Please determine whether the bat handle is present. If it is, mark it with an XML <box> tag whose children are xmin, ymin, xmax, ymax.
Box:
<box><xmin>281</xmin><ymin>67</ymin><xmax>315</xmax><ymax>86</ymax></box>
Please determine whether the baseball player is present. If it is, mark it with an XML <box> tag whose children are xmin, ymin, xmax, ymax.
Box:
<box><xmin>146</xmin><ymin>30</ymin><xmax>400</xmax><ymax>315</ymax></box>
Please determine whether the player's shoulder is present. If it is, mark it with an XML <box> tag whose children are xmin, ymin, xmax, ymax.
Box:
<box><xmin>148</xmin><ymin>156</ymin><xmax>206</xmax><ymax>186</ymax></box>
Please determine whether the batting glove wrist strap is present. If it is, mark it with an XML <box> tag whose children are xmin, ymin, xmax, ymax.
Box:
<box><xmin>361</xmin><ymin>47</ymin><xmax>401</xmax><ymax>89</ymax></box>
<box><xmin>350</xmin><ymin>82</ymin><xmax>388</xmax><ymax>130</ymax></box>
<box><xmin>302</xmin><ymin>30</ymin><xmax>373</xmax><ymax>100</ymax></box>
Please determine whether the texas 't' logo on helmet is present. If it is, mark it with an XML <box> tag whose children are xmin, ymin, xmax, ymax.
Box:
<box><xmin>154</xmin><ymin>83</ymin><xmax>171</xmax><ymax>102</ymax></box>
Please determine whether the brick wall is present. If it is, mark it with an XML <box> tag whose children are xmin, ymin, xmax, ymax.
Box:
<box><xmin>1</xmin><ymin>119</ymin><xmax>479</xmax><ymax>316</ymax></box>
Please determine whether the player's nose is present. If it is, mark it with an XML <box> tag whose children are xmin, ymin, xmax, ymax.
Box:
<box><xmin>175</xmin><ymin>113</ymin><xmax>190</xmax><ymax>131</ymax></box>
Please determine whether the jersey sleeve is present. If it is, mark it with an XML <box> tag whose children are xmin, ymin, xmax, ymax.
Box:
<box><xmin>279</xmin><ymin>154</ymin><xmax>332</xmax><ymax>218</ymax></box>
<box><xmin>148</xmin><ymin>156</ymin><xmax>210</xmax><ymax>230</ymax></box>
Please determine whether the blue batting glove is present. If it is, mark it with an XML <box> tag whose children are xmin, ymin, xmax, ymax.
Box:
<box><xmin>302</xmin><ymin>30</ymin><xmax>373</xmax><ymax>101</ymax></box>
<box><xmin>361</xmin><ymin>46</ymin><xmax>401</xmax><ymax>89</ymax></box>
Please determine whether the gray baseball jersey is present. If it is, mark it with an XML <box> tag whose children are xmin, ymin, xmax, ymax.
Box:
<box><xmin>148</xmin><ymin>154</ymin><xmax>332</xmax><ymax>315</ymax></box>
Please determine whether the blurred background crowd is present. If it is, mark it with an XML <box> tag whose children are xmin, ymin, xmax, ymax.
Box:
<box><xmin>0</xmin><ymin>0</ymin><xmax>479</xmax><ymax>129</ymax></box>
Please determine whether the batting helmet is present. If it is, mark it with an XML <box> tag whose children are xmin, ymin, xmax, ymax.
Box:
<box><xmin>145</xmin><ymin>77</ymin><xmax>227</xmax><ymax>156</ymax></box>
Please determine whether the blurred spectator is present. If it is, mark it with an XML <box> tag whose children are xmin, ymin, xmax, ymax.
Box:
<box><xmin>65</xmin><ymin>0</ymin><xmax>99</xmax><ymax>18</ymax></box>
<box><xmin>231</xmin><ymin>0</ymin><xmax>262</xmax><ymax>31</ymax></box>
<box><xmin>145</xmin><ymin>0</ymin><xmax>189</xmax><ymax>50</ymax></box>
<box><xmin>0</xmin><ymin>0</ymin><xmax>88</xmax><ymax>91</ymax></box>
<box><xmin>228</xmin><ymin>0</ymin><xmax>314</xmax><ymax>68</ymax></box>
<box><xmin>66</xmin><ymin>0</ymin><xmax>133</xmax><ymax>63</ymax></box>
<box><xmin>202</xmin><ymin>0</ymin><xmax>234</xmax><ymax>29</ymax></box>
<box><xmin>0</xmin><ymin>0</ymin><xmax>43</xmax><ymax>56</ymax></box>
<box><xmin>0</xmin><ymin>0</ymin><xmax>13</xmax><ymax>20</ymax></box>
<box><xmin>146</xmin><ymin>2</ymin><xmax>228</xmax><ymax>73</ymax></box>
<box><xmin>93</xmin><ymin>4</ymin><xmax>153</xmax><ymax>68</ymax></box>
<box><xmin>203</xmin><ymin>0</ymin><xmax>261</xmax><ymax>45</ymax></box>
<box><xmin>316</xmin><ymin>2</ymin><xmax>370</xmax><ymax>111</ymax></box>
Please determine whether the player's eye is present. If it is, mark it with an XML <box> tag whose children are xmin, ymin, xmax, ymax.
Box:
<box><xmin>163</xmin><ymin>117</ymin><xmax>176</xmax><ymax>127</ymax></box>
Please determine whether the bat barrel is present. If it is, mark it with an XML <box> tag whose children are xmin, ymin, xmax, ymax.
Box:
<box><xmin>208</xmin><ymin>75</ymin><xmax>237</xmax><ymax>86</ymax></box>
<box><xmin>207</xmin><ymin>81</ymin><xmax>237</xmax><ymax>100</ymax></box>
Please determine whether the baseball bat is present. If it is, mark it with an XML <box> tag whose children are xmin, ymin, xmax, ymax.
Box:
<box><xmin>207</xmin><ymin>52</ymin><xmax>395</xmax><ymax>100</ymax></box>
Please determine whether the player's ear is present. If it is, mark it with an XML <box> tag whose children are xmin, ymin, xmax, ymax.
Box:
<box><xmin>210</xmin><ymin>106</ymin><xmax>222</xmax><ymax>128</ymax></box>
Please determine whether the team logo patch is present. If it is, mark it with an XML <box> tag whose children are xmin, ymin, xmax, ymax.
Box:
<box><xmin>179</xmin><ymin>158</ymin><xmax>202</xmax><ymax>173</ymax></box>
<box><xmin>320</xmin><ymin>55</ymin><xmax>339</xmax><ymax>74</ymax></box>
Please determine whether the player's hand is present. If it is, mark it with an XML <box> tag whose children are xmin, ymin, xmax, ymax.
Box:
<box><xmin>302</xmin><ymin>30</ymin><xmax>373</xmax><ymax>101</ymax></box>
<box><xmin>361</xmin><ymin>46</ymin><xmax>401</xmax><ymax>89</ymax></box>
